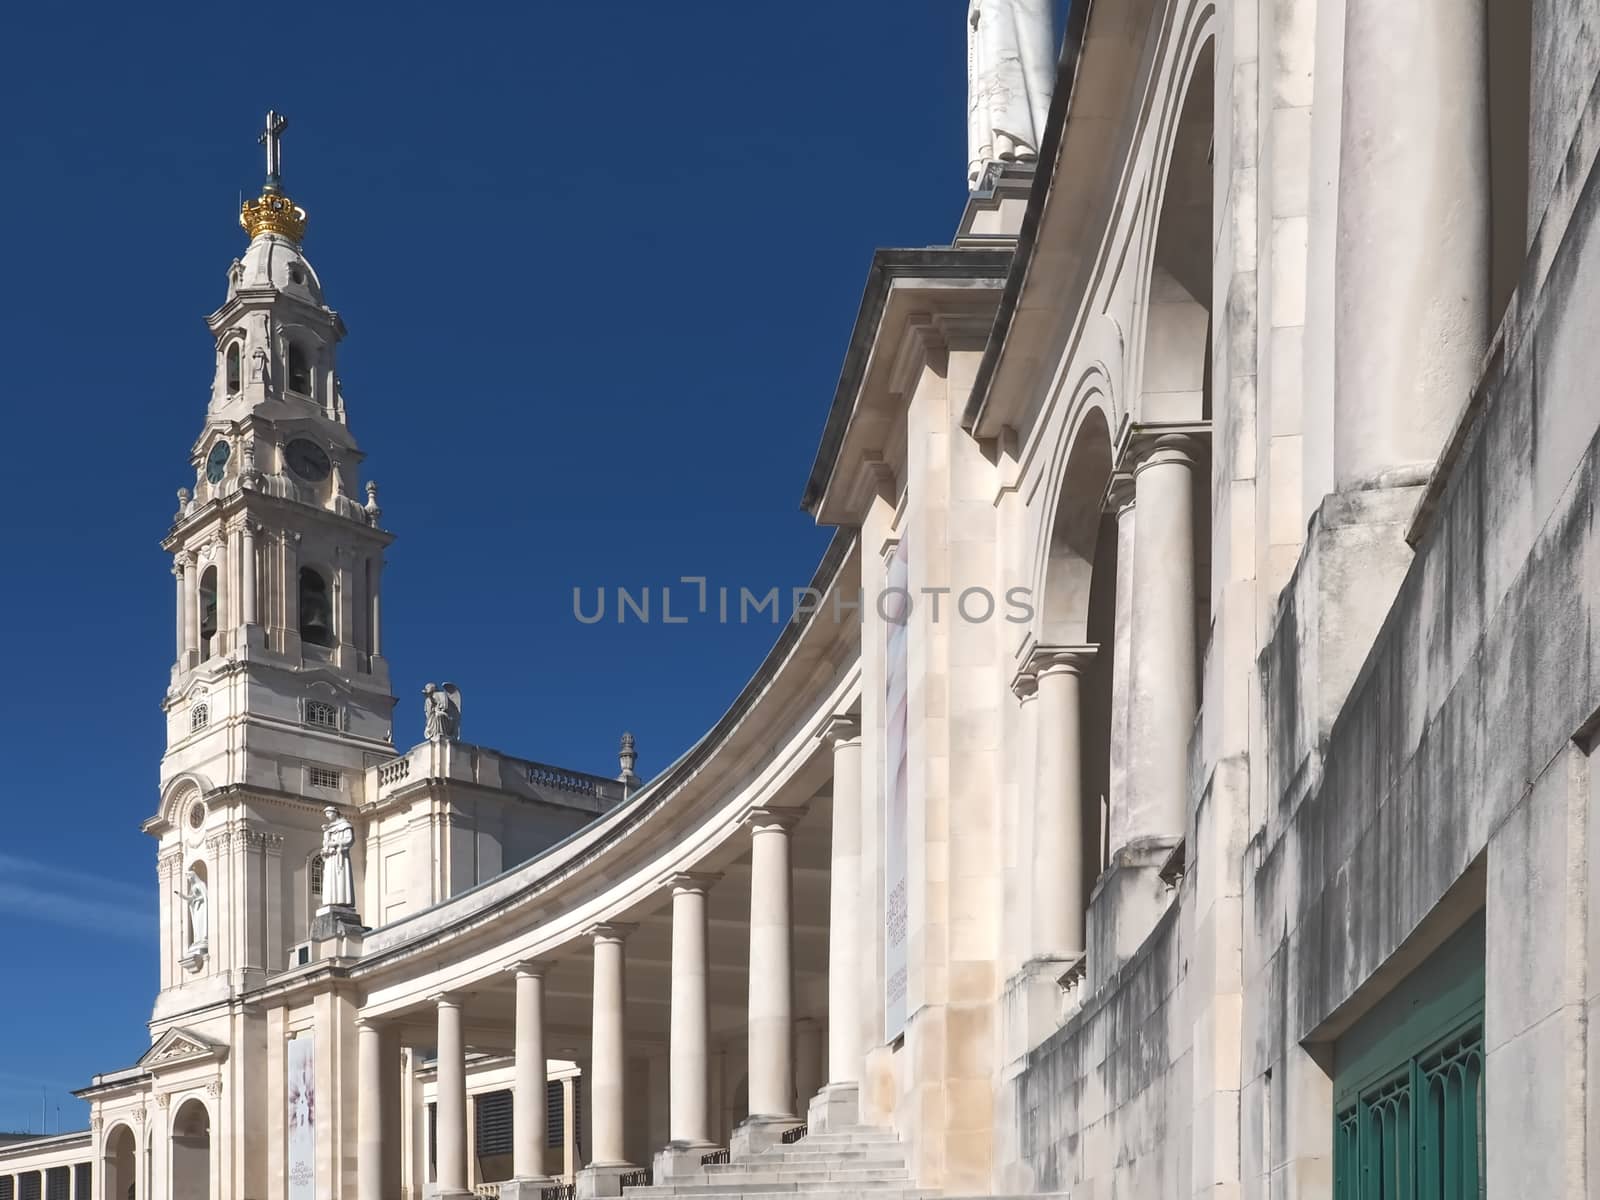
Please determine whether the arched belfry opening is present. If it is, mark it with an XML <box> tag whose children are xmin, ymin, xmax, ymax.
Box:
<box><xmin>225</xmin><ymin>343</ymin><xmax>241</xmax><ymax>394</ymax></box>
<box><xmin>197</xmin><ymin>565</ymin><xmax>218</xmax><ymax>661</ymax></box>
<box><xmin>299</xmin><ymin>567</ymin><xmax>333</xmax><ymax>647</ymax></box>
<box><xmin>287</xmin><ymin>341</ymin><xmax>312</xmax><ymax>396</ymax></box>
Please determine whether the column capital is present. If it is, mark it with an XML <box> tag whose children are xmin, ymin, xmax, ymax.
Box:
<box><xmin>1121</xmin><ymin>423</ymin><xmax>1208</xmax><ymax>475</ymax></box>
<box><xmin>744</xmin><ymin>806</ymin><xmax>804</xmax><ymax>833</ymax></box>
<box><xmin>508</xmin><ymin>960</ymin><xmax>550</xmax><ymax>980</ymax></box>
<box><xmin>663</xmin><ymin>871</ymin><xmax>722</xmax><ymax>896</ymax></box>
<box><xmin>354</xmin><ymin>1014</ymin><xmax>383</xmax><ymax>1031</ymax></box>
<box><xmin>820</xmin><ymin>713</ymin><xmax>862</xmax><ymax>747</ymax></box>
<box><xmin>585</xmin><ymin>922</ymin><xmax>636</xmax><ymax>944</ymax></box>
<box><xmin>1026</xmin><ymin>643</ymin><xmax>1099</xmax><ymax>679</ymax></box>
<box><xmin>428</xmin><ymin>991</ymin><xmax>465</xmax><ymax>1009</ymax></box>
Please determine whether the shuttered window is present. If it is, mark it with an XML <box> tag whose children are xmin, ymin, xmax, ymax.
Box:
<box><xmin>72</xmin><ymin>1165</ymin><xmax>90</xmax><ymax>1200</ymax></box>
<box><xmin>427</xmin><ymin>1101</ymin><xmax>437</xmax><ymax>1179</ymax></box>
<box><xmin>547</xmin><ymin>1078</ymin><xmax>564</xmax><ymax>1149</ymax></box>
<box><xmin>0</xmin><ymin>1175</ymin><xmax>15</xmax><ymax>1200</ymax></box>
<box><xmin>18</xmin><ymin>1173</ymin><xmax>40</xmax><ymax>1200</ymax></box>
<box><xmin>475</xmin><ymin>1089</ymin><xmax>513</xmax><ymax>1157</ymax></box>
<box><xmin>43</xmin><ymin>1171</ymin><xmax>68</xmax><ymax>1200</ymax></box>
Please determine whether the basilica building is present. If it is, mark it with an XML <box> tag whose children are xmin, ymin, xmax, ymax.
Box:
<box><xmin>4</xmin><ymin>0</ymin><xmax>1597</xmax><ymax>1197</ymax></box>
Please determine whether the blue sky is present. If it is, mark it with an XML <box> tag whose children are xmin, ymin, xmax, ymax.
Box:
<box><xmin>0</xmin><ymin>1</ymin><xmax>1039</xmax><ymax>1131</ymax></box>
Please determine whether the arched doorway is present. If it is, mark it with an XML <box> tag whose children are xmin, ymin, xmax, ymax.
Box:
<box><xmin>171</xmin><ymin>1099</ymin><xmax>210</xmax><ymax>1200</ymax></box>
<box><xmin>103</xmin><ymin>1123</ymin><xmax>136</xmax><ymax>1200</ymax></box>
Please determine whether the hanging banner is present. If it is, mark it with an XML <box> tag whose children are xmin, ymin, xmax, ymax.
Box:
<box><xmin>287</xmin><ymin>1035</ymin><xmax>316</xmax><ymax>1200</ymax></box>
<box><xmin>884</xmin><ymin>536</ymin><xmax>910</xmax><ymax>1040</ymax></box>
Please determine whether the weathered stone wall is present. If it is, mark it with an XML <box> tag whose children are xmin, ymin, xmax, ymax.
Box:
<box><xmin>1244</xmin><ymin>42</ymin><xmax>1600</xmax><ymax>1195</ymax></box>
<box><xmin>1014</xmin><ymin>907</ymin><xmax>1190</xmax><ymax>1196</ymax></box>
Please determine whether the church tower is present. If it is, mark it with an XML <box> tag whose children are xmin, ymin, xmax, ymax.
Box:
<box><xmin>149</xmin><ymin>113</ymin><xmax>396</xmax><ymax>1024</ymax></box>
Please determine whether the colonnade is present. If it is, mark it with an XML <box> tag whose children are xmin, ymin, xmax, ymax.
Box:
<box><xmin>357</xmin><ymin>723</ymin><xmax>866</xmax><ymax>1198</ymax></box>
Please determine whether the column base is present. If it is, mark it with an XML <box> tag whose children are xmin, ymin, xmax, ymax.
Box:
<box><xmin>1087</xmin><ymin>838</ymin><xmax>1179</xmax><ymax>992</ymax></box>
<box><xmin>805</xmin><ymin>1081</ymin><xmax>859</xmax><ymax>1132</ymax></box>
<box><xmin>1002</xmin><ymin>956</ymin><xmax>1083</xmax><ymax>1062</ymax></box>
<box><xmin>500</xmin><ymin>1177</ymin><xmax>555</xmax><ymax>1200</ymax></box>
<box><xmin>575</xmin><ymin>1163</ymin><xmax>637</xmax><ymax>1198</ymax></box>
<box><xmin>653</xmin><ymin>1142</ymin><xmax>718</xmax><ymax>1180</ymax></box>
<box><xmin>310</xmin><ymin>904</ymin><xmax>367</xmax><ymax>943</ymax></box>
<box><xmin>730</xmin><ymin>1116</ymin><xmax>803</xmax><ymax>1160</ymax></box>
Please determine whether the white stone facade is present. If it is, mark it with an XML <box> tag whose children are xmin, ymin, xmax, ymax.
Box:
<box><xmin>6</xmin><ymin>2</ymin><xmax>1600</xmax><ymax>1198</ymax></box>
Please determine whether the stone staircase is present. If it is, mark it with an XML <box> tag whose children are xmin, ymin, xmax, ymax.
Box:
<box><xmin>624</xmin><ymin>1127</ymin><xmax>932</xmax><ymax>1200</ymax></box>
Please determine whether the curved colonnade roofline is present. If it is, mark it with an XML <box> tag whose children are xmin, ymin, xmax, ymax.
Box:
<box><xmin>249</xmin><ymin>527</ymin><xmax>859</xmax><ymax>1018</ymax></box>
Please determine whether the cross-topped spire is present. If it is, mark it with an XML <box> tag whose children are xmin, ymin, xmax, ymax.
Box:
<box><xmin>259</xmin><ymin>110</ymin><xmax>287</xmax><ymax>189</ymax></box>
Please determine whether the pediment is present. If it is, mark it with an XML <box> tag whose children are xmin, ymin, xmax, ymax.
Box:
<box><xmin>138</xmin><ymin>1027</ymin><xmax>228</xmax><ymax>1072</ymax></box>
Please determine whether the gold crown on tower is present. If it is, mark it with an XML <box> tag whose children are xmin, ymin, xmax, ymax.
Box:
<box><xmin>240</xmin><ymin>189</ymin><xmax>308</xmax><ymax>241</ymax></box>
<box><xmin>239</xmin><ymin>110</ymin><xmax>308</xmax><ymax>242</ymax></box>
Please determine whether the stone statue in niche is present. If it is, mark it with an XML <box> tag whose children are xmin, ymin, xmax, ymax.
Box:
<box><xmin>319</xmin><ymin>807</ymin><xmax>355</xmax><ymax>909</ymax></box>
<box><xmin>250</xmin><ymin>346</ymin><xmax>270</xmax><ymax>385</ymax></box>
<box><xmin>423</xmin><ymin>682</ymin><xmax>462</xmax><ymax>741</ymax></box>
<box><xmin>184</xmin><ymin>870</ymin><xmax>208</xmax><ymax>952</ymax></box>
<box><xmin>967</xmin><ymin>0</ymin><xmax>1056</xmax><ymax>187</ymax></box>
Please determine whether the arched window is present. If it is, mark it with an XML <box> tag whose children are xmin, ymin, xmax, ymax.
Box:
<box><xmin>287</xmin><ymin>343</ymin><xmax>312</xmax><ymax>395</ymax></box>
<box><xmin>305</xmin><ymin>700</ymin><xmax>339</xmax><ymax>730</ymax></box>
<box><xmin>190</xmin><ymin>702</ymin><xmax>209</xmax><ymax>733</ymax></box>
<box><xmin>299</xmin><ymin>567</ymin><xmax>333</xmax><ymax>647</ymax></box>
<box><xmin>225</xmin><ymin>344</ymin><xmax>241</xmax><ymax>393</ymax></box>
<box><xmin>198</xmin><ymin>566</ymin><xmax>218</xmax><ymax>661</ymax></box>
<box><xmin>308</xmin><ymin>853</ymin><xmax>325</xmax><ymax>910</ymax></box>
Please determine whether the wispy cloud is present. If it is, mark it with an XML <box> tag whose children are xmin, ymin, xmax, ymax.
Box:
<box><xmin>0</xmin><ymin>853</ymin><xmax>153</xmax><ymax>941</ymax></box>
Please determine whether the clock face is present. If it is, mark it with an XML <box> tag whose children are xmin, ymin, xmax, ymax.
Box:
<box><xmin>285</xmin><ymin>438</ymin><xmax>331</xmax><ymax>483</ymax></box>
<box><xmin>205</xmin><ymin>440</ymin><xmax>231</xmax><ymax>484</ymax></box>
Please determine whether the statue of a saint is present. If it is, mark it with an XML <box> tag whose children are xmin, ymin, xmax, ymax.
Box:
<box><xmin>422</xmin><ymin>682</ymin><xmax>462</xmax><ymax>741</ymax></box>
<box><xmin>185</xmin><ymin>870</ymin><xmax>208</xmax><ymax>951</ymax></box>
<box><xmin>967</xmin><ymin>0</ymin><xmax>1057</xmax><ymax>187</ymax></box>
<box><xmin>319</xmin><ymin>807</ymin><xmax>356</xmax><ymax>909</ymax></box>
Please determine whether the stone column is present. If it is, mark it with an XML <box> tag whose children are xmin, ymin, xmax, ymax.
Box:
<box><xmin>239</xmin><ymin>522</ymin><xmax>258</xmax><ymax>631</ymax></box>
<box><xmin>813</xmin><ymin>715</ymin><xmax>863</xmax><ymax>1131</ymax></box>
<box><xmin>1027</xmin><ymin>646</ymin><xmax>1098</xmax><ymax>961</ymax></box>
<box><xmin>1127</xmin><ymin>434</ymin><xmax>1199</xmax><ymax>843</ymax></box>
<box><xmin>579</xmin><ymin>924</ymin><xmax>634</xmax><ymax>1197</ymax></box>
<box><xmin>668</xmin><ymin>876</ymin><xmax>715</xmax><ymax>1147</ymax></box>
<box><xmin>357</xmin><ymin>1019</ymin><xmax>384</xmax><ymax>1200</ymax></box>
<box><xmin>510</xmin><ymin>965</ymin><xmax>549</xmax><ymax>1189</ymax></box>
<box><xmin>1334</xmin><ymin>0</ymin><xmax>1489</xmax><ymax>491</ymax></box>
<box><xmin>173</xmin><ymin>559</ymin><xmax>188</xmax><ymax>667</ymax></box>
<box><xmin>432</xmin><ymin>995</ymin><xmax>469</xmax><ymax>1198</ymax></box>
<box><xmin>733</xmin><ymin>808</ymin><xmax>800</xmax><ymax>1157</ymax></box>
<box><xmin>1105</xmin><ymin>475</ymin><xmax>1136</xmax><ymax>858</ymax></box>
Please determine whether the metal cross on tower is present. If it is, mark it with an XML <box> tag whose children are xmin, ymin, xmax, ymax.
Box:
<box><xmin>259</xmin><ymin>110</ymin><xmax>287</xmax><ymax>186</ymax></box>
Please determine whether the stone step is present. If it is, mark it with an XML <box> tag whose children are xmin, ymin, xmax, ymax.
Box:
<box><xmin>701</xmin><ymin>1168</ymin><xmax>912</xmax><ymax>1185</ymax></box>
<box><xmin>720</xmin><ymin>1158</ymin><xmax>908</xmax><ymax>1177</ymax></box>
<box><xmin>620</xmin><ymin>1196</ymin><xmax>934</xmax><ymax>1200</ymax></box>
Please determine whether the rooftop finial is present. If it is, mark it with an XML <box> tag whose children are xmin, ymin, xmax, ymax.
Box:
<box><xmin>259</xmin><ymin>110</ymin><xmax>288</xmax><ymax>191</ymax></box>
<box><xmin>240</xmin><ymin>111</ymin><xmax>308</xmax><ymax>243</ymax></box>
<box><xmin>618</xmin><ymin>732</ymin><xmax>640</xmax><ymax>791</ymax></box>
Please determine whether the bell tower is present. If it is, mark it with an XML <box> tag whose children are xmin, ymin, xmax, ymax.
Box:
<box><xmin>149</xmin><ymin>113</ymin><xmax>396</xmax><ymax>1020</ymax></box>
